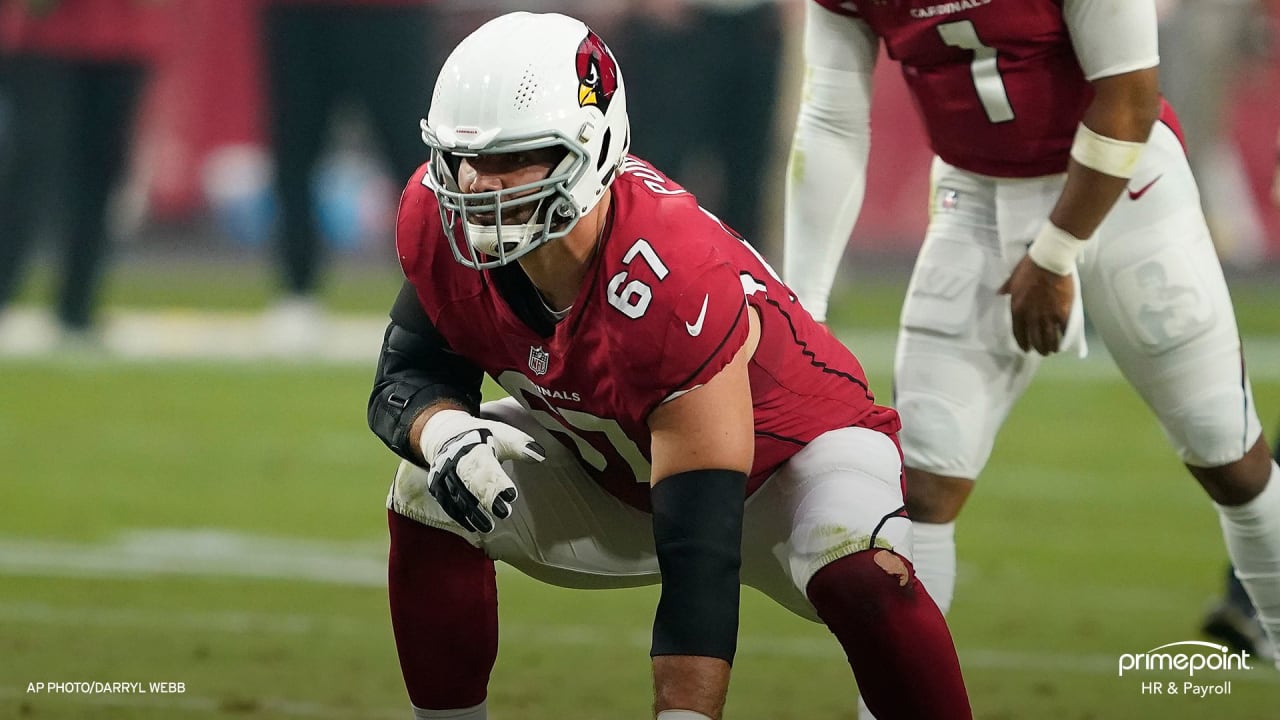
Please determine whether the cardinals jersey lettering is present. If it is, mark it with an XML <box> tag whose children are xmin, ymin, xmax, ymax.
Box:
<box><xmin>397</xmin><ymin>156</ymin><xmax>899</xmax><ymax>510</ymax></box>
<box><xmin>812</xmin><ymin>0</ymin><xmax>1173</xmax><ymax>177</ymax></box>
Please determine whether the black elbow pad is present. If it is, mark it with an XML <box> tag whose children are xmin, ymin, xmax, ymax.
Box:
<box><xmin>649</xmin><ymin>468</ymin><xmax>747</xmax><ymax>664</ymax></box>
<box><xmin>368</xmin><ymin>379</ymin><xmax>455</xmax><ymax>457</ymax></box>
<box><xmin>368</xmin><ymin>322</ymin><xmax>482</xmax><ymax>458</ymax></box>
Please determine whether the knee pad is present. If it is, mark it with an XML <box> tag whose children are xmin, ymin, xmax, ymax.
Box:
<box><xmin>1159</xmin><ymin>385</ymin><xmax>1260</xmax><ymax>468</ymax></box>
<box><xmin>894</xmin><ymin>346</ymin><xmax>999</xmax><ymax>480</ymax></box>
<box><xmin>782</xmin><ymin>428</ymin><xmax>913</xmax><ymax>593</ymax></box>
<box><xmin>897</xmin><ymin>389</ymin><xmax>982</xmax><ymax>480</ymax></box>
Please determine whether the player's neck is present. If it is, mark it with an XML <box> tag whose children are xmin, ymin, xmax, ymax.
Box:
<box><xmin>517</xmin><ymin>191</ymin><xmax>611</xmax><ymax>312</ymax></box>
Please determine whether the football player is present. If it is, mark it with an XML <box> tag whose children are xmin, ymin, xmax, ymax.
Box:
<box><xmin>368</xmin><ymin>12</ymin><xmax>971</xmax><ymax>720</ymax></box>
<box><xmin>785</xmin><ymin>0</ymin><xmax>1280</xmax><ymax>681</ymax></box>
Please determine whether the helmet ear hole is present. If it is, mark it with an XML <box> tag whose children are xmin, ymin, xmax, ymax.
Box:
<box><xmin>444</xmin><ymin>153</ymin><xmax>464</xmax><ymax>183</ymax></box>
<box><xmin>596</xmin><ymin>128</ymin><xmax>612</xmax><ymax>172</ymax></box>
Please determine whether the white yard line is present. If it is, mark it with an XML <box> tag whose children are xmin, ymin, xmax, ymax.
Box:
<box><xmin>0</xmin><ymin>530</ymin><xmax>387</xmax><ymax>586</ymax></box>
<box><xmin>3</xmin><ymin>307</ymin><xmax>1279</xmax><ymax>381</ymax></box>
<box><xmin>1</xmin><ymin>530</ymin><xmax>1277</xmax><ymax>684</ymax></box>
<box><xmin>0</xmin><ymin>308</ymin><xmax>385</xmax><ymax>363</ymax></box>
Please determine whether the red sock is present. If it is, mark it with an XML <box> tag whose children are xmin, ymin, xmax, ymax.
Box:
<box><xmin>806</xmin><ymin>550</ymin><xmax>972</xmax><ymax>720</ymax></box>
<box><xmin>388</xmin><ymin>510</ymin><xmax>497</xmax><ymax>710</ymax></box>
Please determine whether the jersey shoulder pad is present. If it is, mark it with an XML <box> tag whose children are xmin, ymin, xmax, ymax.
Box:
<box><xmin>600</xmin><ymin>194</ymin><xmax>749</xmax><ymax>411</ymax></box>
<box><xmin>649</xmin><ymin>259</ymin><xmax>749</xmax><ymax>405</ymax></box>
<box><xmin>395</xmin><ymin>164</ymin><xmax>480</xmax><ymax>316</ymax></box>
<box><xmin>395</xmin><ymin>163</ymin><xmax>439</xmax><ymax>280</ymax></box>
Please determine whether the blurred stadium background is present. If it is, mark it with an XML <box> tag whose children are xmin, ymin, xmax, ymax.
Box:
<box><xmin>2</xmin><ymin>1</ymin><xmax>1280</xmax><ymax>718</ymax></box>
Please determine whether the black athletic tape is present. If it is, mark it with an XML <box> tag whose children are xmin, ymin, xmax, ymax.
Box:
<box><xmin>649</xmin><ymin>468</ymin><xmax>747</xmax><ymax>664</ymax></box>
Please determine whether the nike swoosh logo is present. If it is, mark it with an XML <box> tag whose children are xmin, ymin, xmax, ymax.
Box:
<box><xmin>685</xmin><ymin>295</ymin><xmax>709</xmax><ymax>336</ymax></box>
<box><xmin>1127</xmin><ymin>175</ymin><xmax>1162</xmax><ymax>201</ymax></box>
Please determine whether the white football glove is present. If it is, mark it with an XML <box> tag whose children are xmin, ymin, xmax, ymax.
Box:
<box><xmin>418</xmin><ymin>409</ymin><xmax>545</xmax><ymax>533</ymax></box>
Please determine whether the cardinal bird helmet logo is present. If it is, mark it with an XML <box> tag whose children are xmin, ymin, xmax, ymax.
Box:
<box><xmin>575</xmin><ymin>31</ymin><xmax>618</xmax><ymax>113</ymax></box>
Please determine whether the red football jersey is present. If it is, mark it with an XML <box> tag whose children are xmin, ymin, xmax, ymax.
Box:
<box><xmin>397</xmin><ymin>156</ymin><xmax>899</xmax><ymax>510</ymax></box>
<box><xmin>812</xmin><ymin>0</ymin><xmax>1174</xmax><ymax>177</ymax></box>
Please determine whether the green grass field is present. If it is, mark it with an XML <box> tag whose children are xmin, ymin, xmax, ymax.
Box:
<box><xmin>3</xmin><ymin>264</ymin><xmax>1280</xmax><ymax>718</ymax></box>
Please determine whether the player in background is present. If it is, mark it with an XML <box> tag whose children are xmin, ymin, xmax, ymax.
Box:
<box><xmin>784</xmin><ymin>0</ymin><xmax>1280</xmax><ymax>674</ymax></box>
<box><xmin>368</xmin><ymin>12</ymin><xmax>970</xmax><ymax>720</ymax></box>
<box><xmin>257</xmin><ymin>0</ymin><xmax>443</xmax><ymax>352</ymax></box>
<box><xmin>0</xmin><ymin>0</ymin><xmax>171</xmax><ymax>348</ymax></box>
<box><xmin>1156</xmin><ymin>0</ymin><xmax>1269</xmax><ymax>263</ymax></box>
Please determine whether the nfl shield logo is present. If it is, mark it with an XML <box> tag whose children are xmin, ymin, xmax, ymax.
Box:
<box><xmin>528</xmin><ymin>346</ymin><xmax>550</xmax><ymax>376</ymax></box>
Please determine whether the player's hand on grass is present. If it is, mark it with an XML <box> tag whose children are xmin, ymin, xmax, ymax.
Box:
<box><xmin>999</xmin><ymin>255</ymin><xmax>1075</xmax><ymax>356</ymax></box>
<box><xmin>418</xmin><ymin>409</ymin><xmax>545</xmax><ymax>533</ymax></box>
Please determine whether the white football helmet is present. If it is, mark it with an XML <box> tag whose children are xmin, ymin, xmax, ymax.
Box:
<box><xmin>421</xmin><ymin>12</ymin><xmax>631</xmax><ymax>270</ymax></box>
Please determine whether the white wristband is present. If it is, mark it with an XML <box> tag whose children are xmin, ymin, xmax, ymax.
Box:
<box><xmin>656</xmin><ymin>712</ymin><xmax>713</xmax><ymax>720</ymax></box>
<box><xmin>1027</xmin><ymin>223</ymin><xmax>1086</xmax><ymax>276</ymax></box>
<box><xmin>1069</xmin><ymin>123</ymin><xmax>1145</xmax><ymax>179</ymax></box>
<box><xmin>417</xmin><ymin>408</ymin><xmax>475</xmax><ymax>463</ymax></box>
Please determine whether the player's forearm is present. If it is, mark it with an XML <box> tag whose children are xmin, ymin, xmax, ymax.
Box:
<box><xmin>784</xmin><ymin>77</ymin><xmax>870</xmax><ymax>321</ymax></box>
<box><xmin>368</xmin><ymin>326</ymin><xmax>480</xmax><ymax>465</ymax></box>
<box><xmin>368</xmin><ymin>283</ymin><xmax>484</xmax><ymax>464</ymax></box>
<box><xmin>1047</xmin><ymin>69</ymin><xmax>1160</xmax><ymax>241</ymax></box>
<box><xmin>1046</xmin><ymin>161</ymin><xmax>1130</xmax><ymax>243</ymax></box>
<box><xmin>648</xmin><ymin>467</ymin><xmax>745</xmax><ymax>720</ymax></box>
<box><xmin>653</xmin><ymin>655</ymin><xmax>731</xmax><ymax>719</ymax></box>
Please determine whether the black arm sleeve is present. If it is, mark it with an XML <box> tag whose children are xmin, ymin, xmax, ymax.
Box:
<box><xmin>367</xmin><ymin>280</ymin><xmax>484</xmax><ymax>460</ymax></box>
<box><xmin>650</xmin><ymin>468</ymin><xmax>747</xmax><ymax>664</ymax></box>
